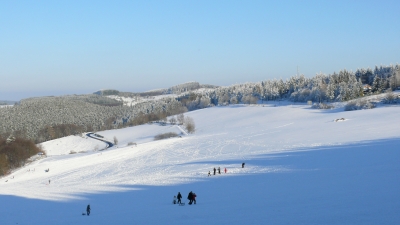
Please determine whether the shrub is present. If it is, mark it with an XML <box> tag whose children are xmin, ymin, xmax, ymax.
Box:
<box><xmin>127</xmin><ymin>142</ymin><xmax>137</xmax><ymax>146</ymax></box>
<box><xmin>0</xmin><ymin>137</ymin><xmax>43</xmax><ymax>176</ymax></box>
<box><xmin>383</xmin><ymin>91</ymin><xmax>399</xmax><ymax>104</ymax></box>
<box><xmin>311</xmin><ymin>103</ymin><xmax>335</xmax><ymax>109</ymax></box>
<box><xmin>154</xmin><ymin>132</ymin><xmax>179</xmax><ymax>140</ymax></box>
<box><xmin>345</xmin><ymin>99</ymin><xmax>376</xmax><ymax>111</ymax></box>
<box><xmin>184</xmin><ymin>116</ymin><xmax>196</xmax><ymax>133</ymax></box>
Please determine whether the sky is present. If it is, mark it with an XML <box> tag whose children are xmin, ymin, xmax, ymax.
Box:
<box><xmin>1</xmin><ymin>0</ymin><xmax>400</xmax><ymax>101</ymax></box>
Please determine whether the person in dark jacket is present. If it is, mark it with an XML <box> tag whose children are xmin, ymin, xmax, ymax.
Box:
<box><xmin>242</xmin><ymin>162</ymin><xmax>245</xmax><ymax>168</ymax></box>
<box><xmin>187</xmin><ymin>191</ymin><xmax>193</xmax><ymax>205</ymax></box>
<box><xmin>86</xmin><ymin>204</ymin><xmax>91</xmax><ymax>216</ymax></box>
<box><xmin>218</xmin><ymin>167</ymin><xmax>221</xmax><ymax>174</ymax></box>
<box><xmin>192</xmin><ymin>193</ymin><xmax>197</xmax><ymax>204</ymax></box>
<box><xmin>213</xmin><ymin>167</ymin><xmax>216</xmax><ymax>175</ymax></box>
<box><xmin>177</xmin><ymin>192</ymin><xmax>182</xmax><ymax>204</ymax></box>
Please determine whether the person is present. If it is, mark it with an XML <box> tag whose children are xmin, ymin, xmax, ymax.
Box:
<box><xmin>242</xmin><ymin>162</ymin><xmax>245</xmax><ymax>168</ymax></box>
<box><xmin>208</xmin><ymin>171</ymin><xmax>211</xmax><ymax>177</ymax></box>
<box><xmin>49</xmin><ymin>179</ymin><xmax>51</xmax><ymax>184</ymax></box>
<box><xmin>187</xmin><ymin>191</ymin><xmax>193</xmax><ymax>205</ymax></box>
<box><xmin>218</xmin><ymin>167</ymin><xmax>221</xmax><ymax>174</ymax></box>
<box><xmin>192</xmin><ymin>193</ymin><xmax>197</xmax><ymax>204</ymax></box>
<box><xmin>173</xmin><ymin>196</ymin><xmax>177</xmax><ymax>204</ymax></box>
<box><xmin>86</xmin><ymin>204</ymin><xmax>91</xmax><ymax>216</ymax></box>
<box><xmin>213</xmin><ymin>167</ymin><xmax>216</xmax><ymax>175</ymax></box>
<box><xmin>224</xmin><ymin>168</ymin><xmax>227</xmax><ymax>173</ymax></box>
<box><xmin>177</xmin><ymin>192</ymin><xmax>182</xmax><ymax>204</ymax></box>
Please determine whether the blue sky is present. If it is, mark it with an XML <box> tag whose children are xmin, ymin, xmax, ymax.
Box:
<box><xmin>1</xmin><ymin>0</ymin><xmax>399</xmax><ymax>101</ymax></box>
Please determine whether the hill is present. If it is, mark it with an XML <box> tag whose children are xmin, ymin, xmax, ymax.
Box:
<box><xmin>0</xmin><ymin>103</ymin><xmax>399</xmax><ymax>224</ymax></box>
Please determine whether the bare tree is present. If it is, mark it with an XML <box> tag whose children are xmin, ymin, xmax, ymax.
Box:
<box><xmin>184</xmin><ymin>116</ymin><xmax>195</xmax><ymax>133</ymax></box>
<box><xmin>177</xmin><ymin>113</ymin><xmax>185</xmax><ymax>125</ymax></box>
<box><xmin>169</xmin><ymin>116</ymin><xmax>177</xmax><ymax>125</ymax></box>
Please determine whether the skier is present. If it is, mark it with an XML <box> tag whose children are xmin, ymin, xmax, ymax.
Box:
<box><xmin>49</xmin><ymin>179</ymin><xmax>50</xmax><ymax>184</ymax></box>
<box><xmin>242</xmin><ymin>162</ymin><xmax>245</xmax><ymax>168</ymax></box>
<box><xmin>173</xmin><ymin>196</ymin><xmax>177</xmax><ymax>204</ymax></box>
<box><xmin>86</xmin><ymin>204</ymin><xmax>91</xmax><ymax>216</ymax></box>
<box><xmin>177</xmin><ymin>192</ymin><xmax>182</xmax><ymax>204</ymax></box>
<box><xmin>218</xmin><ymin>167</ymin><xmax>221</xmax><ymax>174</ymax></box>
<box><xmin>187</xmin><ymin>191</ymin><xmax>193</xmax><ymax>205</ymax></box>
<box><xmin>213</xmin><ymin>167</ymin><xmax>216</xmax><ymax>175</ymax></box>
<box><xmin>208</xmin><ymin>171</ymin><xmax>211</xmax><ymax>177</ymax></box>
<box><xmin>224</xmin><ymin>168</ymin><xmax>227</xmax><ymax>173</ymax></box>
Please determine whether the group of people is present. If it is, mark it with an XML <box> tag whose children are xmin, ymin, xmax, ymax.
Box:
<box><xmin>173</xmin><ymin>191</ymin><xmax>197</xmax><ymax>205</ymax></box>
<box><xmin>207</xmin><ymin>163</ymin><xmax>245</xmax><ymax>176</ymax></box>
<box><xmin>208</xmin><ymin>167</ymin><xmax>227</xmax><ymax>176</ymax></box>
<box><xmin>187</xmin><ymin>191</ymin><xmax>197</xmax><ymax>205</ymax></box>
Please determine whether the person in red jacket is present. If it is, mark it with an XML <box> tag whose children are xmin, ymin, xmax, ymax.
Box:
<box><xmin>224</xmin><ymin>168</ymin><xmax>227</xmax><ymax>173</ymax></box>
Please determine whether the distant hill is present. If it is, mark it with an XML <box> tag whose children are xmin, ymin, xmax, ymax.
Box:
<box><xmin>93</xmin><ymin>82</ymin><xmax>219</xmax><ymax>97</ymax></box>
<box><xmin>0</xmin><ymin>100</ymin><xmax>17</xmax><ymax>105</ymax></box>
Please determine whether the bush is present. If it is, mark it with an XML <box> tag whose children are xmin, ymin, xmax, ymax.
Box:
<box><xmin>383</xmin><ymin>91</ymin><xmax>399</xmax><ymax>104</ymax></box>
<box><xmin>154</xmin><ymin>132</ymin><xmax>179</xmax><ymax>140</ymax></box>
<box><xmin>311</xmin><ymin>103</ymin><xmax>335</xmax><ymax>109</ymax></box>
<box><xmin>345</xmin><ymin>99</ymin><xmax>376</xmax><ymax>111</ymax></box>
<box><xmin>184</xmin><ymin>116</ymin><xmax>195</xmax><ymax>133</ymax></box>
<box><xmin>127</xmin><ymin>142</ymin><xmax>137</xmax><ymax>146</ymax></box>
<box><xmin>0</xmin><ymin>137</ymin><xmax>43</xmax><ymax>176</ymax></box>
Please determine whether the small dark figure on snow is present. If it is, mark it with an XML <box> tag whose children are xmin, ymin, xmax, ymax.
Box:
<box><xmin>49</xmin><ymin>180</ymin><xmax>50</xmax><ymax>184</ymax></box>
<box><xmin>224</xmin><ymin>168</ymin><xmax>227</xmax><ymax>173</ymax></box>
<box><xmin>192</xmin><ymin>193</ymin><xmax>197</xmax><ymax>204</ymax></box>
<box><xmin>208</xmin><ymin>171</ymin><xmax>211</xmax><ymax>177</ymax></box>
<box><xmin>218</xmin><ymin>167</ymin><xmax>221</xmax><ymax>174</ymax></box>
<box><xmin>86</xmin><ymin>204</ymin><xmax>91</xmax><ymax>216</ymax></box>
<box><xmin>173</xmin><ymin>196</ymin><xmax>177</xmax><ymax>204</ymax></box>
<box><xmin>213</xmin><ymin>167</ymin><xmax>216</xmax><ymax>175</ymax></box>
<box><xmin>177</xmin><ymin>192</ymin><xmax>182</xmax><ymax>204</ymax></box>
<box><xmin>242</xmin><ymin>162</ymin><xmax>245</xmax><ymax>168</ymax></box>
<box><xmin>187</xmin><ymin>191</ymin><xmax>193</xmax><ymax>205</ymax></box>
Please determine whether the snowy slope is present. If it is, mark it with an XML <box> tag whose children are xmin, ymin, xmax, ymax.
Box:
<box><xmin>0</xmin><ymin>104</ymin><xmax>399</xmax><ymax>225</ymax></box>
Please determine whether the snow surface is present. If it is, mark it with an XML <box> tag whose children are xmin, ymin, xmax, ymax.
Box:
<box><xmin>1</xmin><ymin>104</ymin><xmax>400</xmax><ymax>224</ymax></box>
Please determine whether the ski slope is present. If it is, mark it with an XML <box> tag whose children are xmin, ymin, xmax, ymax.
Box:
<box><xmin>1</xmin><ymin>103</ymin><xmax>399</xmax><ymax>224</ymax></box>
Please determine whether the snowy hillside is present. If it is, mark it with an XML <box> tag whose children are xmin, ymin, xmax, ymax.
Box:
<box><xmin>1</xmin><ymin>103</ymin><xmax>399</xmax><ymax>224</ymax></box>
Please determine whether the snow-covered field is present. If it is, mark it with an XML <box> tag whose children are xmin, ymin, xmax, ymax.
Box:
<box><xmin>1</xmin><ymin>103</ymin><xmax>399</xmax><ymax>224</ymax></box>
